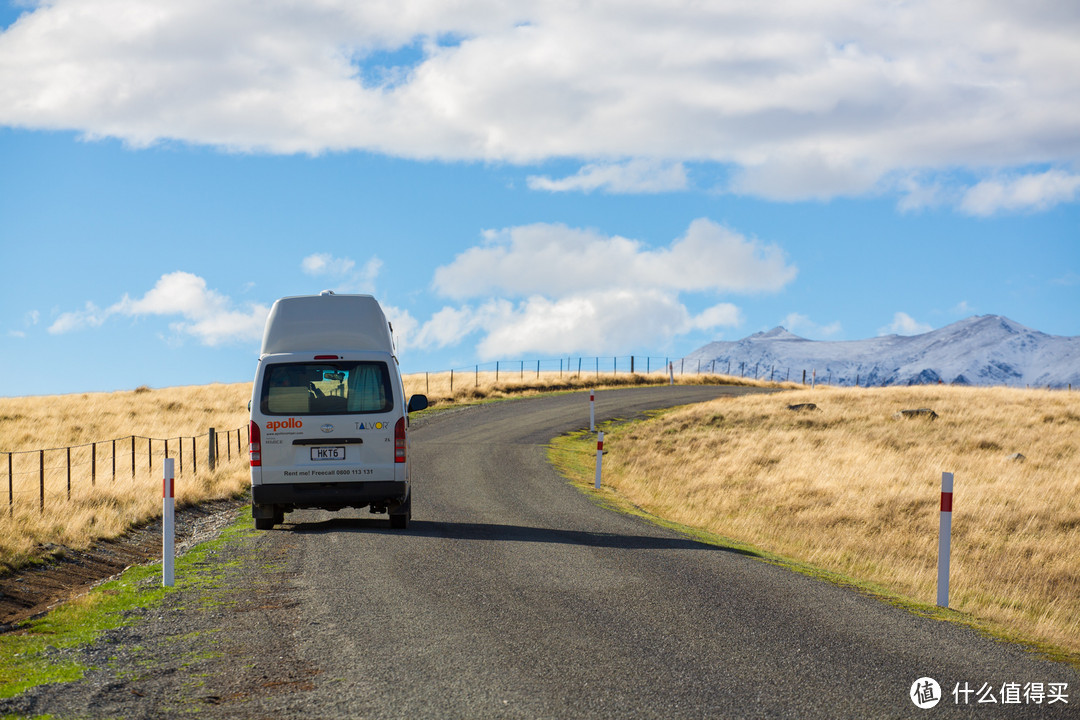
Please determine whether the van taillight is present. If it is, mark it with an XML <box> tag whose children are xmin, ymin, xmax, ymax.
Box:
<box><xmin>249</xmin><ymin>421</ymin><xmax>262</xmax><ymax>467</ymax></box>
<box><xmin>395</xmin><ymin>416</ymin><xmax>406</xmax><ymax>463</ymax></box>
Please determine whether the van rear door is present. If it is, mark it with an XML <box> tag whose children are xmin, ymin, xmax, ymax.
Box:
<box><xmin>254</xmin><ymin>354</ymin><xmax>399</xmax><ymax>486</ymax></box>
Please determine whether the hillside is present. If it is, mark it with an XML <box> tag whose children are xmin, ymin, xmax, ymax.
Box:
<box><xmin>682</xmin><ymin>315</ymin><xmax>1080</xmax><ymax>388</ymax></box>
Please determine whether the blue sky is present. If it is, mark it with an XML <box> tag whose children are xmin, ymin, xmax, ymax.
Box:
<box><xmin>1</xmin><ymin>1</ymin><xmax>1077</xmax><ymax>397</ymax></box>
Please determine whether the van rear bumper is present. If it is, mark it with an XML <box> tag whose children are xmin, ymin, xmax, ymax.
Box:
<box><xmin>252</xmin><ymin>481</ymin><xmax>407</xmax><ymax>511</ymax></box>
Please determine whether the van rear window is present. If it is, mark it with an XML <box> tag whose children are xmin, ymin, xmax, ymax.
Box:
<box><xmin>260</xmin><ymin>361</ymin><xmax>393</xmax><ymax>415</ymax></box>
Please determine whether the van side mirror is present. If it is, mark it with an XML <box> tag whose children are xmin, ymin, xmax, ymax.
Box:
<box><xmin>407</xmin><ymin>394</ymin><xmax>428</xmax><ymax>413</ymax></box>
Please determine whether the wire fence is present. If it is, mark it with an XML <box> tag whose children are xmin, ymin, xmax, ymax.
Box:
<box><xmin>2</xmin><ymin>426</ymin><xmax>248</xmax><ymax>517</ymax></box>
<box><xmin>405</xmin><ymin>355</ymin><xmax>818</xmax><ymax>394</ymax></box>
<box><xmin>411</xmin><ymin>356</ymin><xmax>1076</xmax><ymax>390</ymax></box>
<box><xmin>5</xmin><ymin>355</ymin><xmax>1071</xmax><ymax>518</ymax></box>
<box><xmin>408</xmin><ymin>356</ymin><xmax>715</xmax><ymax>394</ymax></box>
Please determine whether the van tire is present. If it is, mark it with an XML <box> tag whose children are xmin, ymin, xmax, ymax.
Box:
<box><xmin>255</xmin><ymin>517</ymin><xmax>275</xmax><ymax>530</ymax></box>
<box><xmin>389</xmin><ymin>493</ymin><xmax>411</xmax><ymax>530</ymax></box>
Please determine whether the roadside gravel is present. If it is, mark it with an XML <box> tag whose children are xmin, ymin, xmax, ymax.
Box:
<box><xmin>0</xmin><ymin>497</ymin><xmax>247</xmax><ymax>630</ymax></box>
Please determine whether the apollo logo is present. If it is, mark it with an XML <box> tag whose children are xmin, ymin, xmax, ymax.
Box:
<box><xmin>266</xmin><ymin>418</ymin><xmax>303</xmax><ymax>432</ymax></box>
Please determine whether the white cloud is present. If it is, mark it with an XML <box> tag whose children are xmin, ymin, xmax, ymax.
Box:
<box><xmin>433</xmin><ymin>218</ymin><xmax>796</xmax><ymax>300</ymax></box>
<box><xmin>49</xmin><ymin>301</ymin><xmax>109</xmax><ymax>334</ymax></box>
<box><xmin>689</xmin><ymin>304</ymin><xmax>743</xmax><ymax>332</ymax></box>
<box><xmin>879</xmin><ymin>312</ymin><xmax>932</xmax><ymax>336</ymax></box>
<box><xmin>951</xmin><ymin>300</ymin><xmax>974</xmax><ymax>315</ymax></box>
<box><xmin>465</xmin><ymin>291</ymin><xmax>741</xmax><ymax>359</ymax></box>
<box><xmin>782</xmin><ymin>313</ymin><xmax>842</xmax><ymax>338</ymax></box>
<box><xmin>408</xmin><ymin>219</ymin><xmax>779</xmax><ymax>357</ymax></box>
<box><xmin>111</xmin><ymin>271</ymin><xmax>228</xmax><ymax>318</ymax></box>
<box><xmin>1</xmin><ymin>1</ymin><xmax>1077</xmax><ymax>205</ymax></box>
<box><xmin>381</xmin><ymin>304</ymin><xmax>418</xmax><ymax>352</ymax></box>
<box><xmin>48</xmin><ymin>271</ymin><xmax>269</xmax><ymax>346</ymax></box>
<box><xmin>527</xmin><ymin>160</ymin><xmax>688</xmax><ymax>194</ymax></box>
<box><xmin>959</xmin><ymin>170</ymin><xmax>1080</xmax><ymax>216</ymax></box>
<box><xmin>729</xmin><ymin>153</ymin><xmax>886</xmax><ymax>202</ymax></box>
<box><xmin>302</xmin><ymin>253</ymin><xmax>356</xmax><ymax>276</ymax></box>
<box><xmin>301</xmin><ymin>254</ymin><xmax>381</xmax><ymax>293</ymax></box>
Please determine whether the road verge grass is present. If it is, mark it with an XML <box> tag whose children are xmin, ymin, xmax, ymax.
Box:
<box><xmin>548</xmin><ymin>385</ymin><xmax>1080</xmax><ymax>666</ymax></box>
<box><xmin>0</xmin><ymin>507</ymin><xmax>256</xmax><ymax>699</ymax></box>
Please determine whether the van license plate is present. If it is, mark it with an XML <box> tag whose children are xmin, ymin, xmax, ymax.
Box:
<box><xmin>311</xmin><ymin>447</ymin><xmax>345</xmax><ymax>461</ymax></box>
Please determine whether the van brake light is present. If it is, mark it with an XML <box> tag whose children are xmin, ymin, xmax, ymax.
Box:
<box><xmin>249</xmin><ymin>421</ymin><xmax>262</xmax><ymax>466</ymax></box>
<box><xmin>394</xmin><ymin>417</ymin><xmax>406</xmax><ymax>463</ymax></box>
<box><xmin>314</xmin><ymin>355</ymin><xmax>340</xmax><ymax>360</ymax></box>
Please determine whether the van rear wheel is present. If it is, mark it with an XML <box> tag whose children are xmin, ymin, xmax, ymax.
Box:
<box><xmin>389</xmin><ymin>493</ymin><xmax>411</xmax><ymax>530</ymax></box>
<box><xmin>252</xmin><ymin>502</ymin><xmax>279</xmax><ymax>530</ymax></box>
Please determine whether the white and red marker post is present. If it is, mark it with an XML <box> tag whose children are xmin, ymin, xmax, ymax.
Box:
<box><xmin>594</xmin><ymin>431</ymin><xmax>604</xmax><ymax>490</ymax></box>
<box><xmin>163</xmin><ymin>457</ymin><xmax>175</xmax><ymax>587</ymax></box>
<box><xmin>937</xmin><ymin>472</ymin><xmax>953</xmax><ymax>607</ymax></box>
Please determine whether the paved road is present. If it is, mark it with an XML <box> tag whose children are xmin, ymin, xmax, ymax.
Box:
<box><xmin>4</xmin><ymin>386</ymin><xmax>1077</xmax><ymax>718</ymax></box>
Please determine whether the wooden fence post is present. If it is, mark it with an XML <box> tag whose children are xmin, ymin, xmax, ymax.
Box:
<box><xmin>209</xmin><ymin>428</ymin><xmax>217</xmax><ymax>471</ymax></box>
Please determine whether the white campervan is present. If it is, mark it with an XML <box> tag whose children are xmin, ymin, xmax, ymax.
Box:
<box><xmin>248</xmin><ymin>292</ymin><xmax>427</xmax><ymax>530</ymax></box>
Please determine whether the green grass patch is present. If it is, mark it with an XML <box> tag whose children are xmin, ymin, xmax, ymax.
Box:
<box><xmin>0</xmin><ymin>507</ymin><xmax>257</xmax><ymax>698</ymax></box>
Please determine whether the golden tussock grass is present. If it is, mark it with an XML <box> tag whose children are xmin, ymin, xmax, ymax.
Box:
<box><xmin>0</xmin><ymin>383</ymin><xmax>254</xmax><ymax>572</ymax></box>
<box><xmin>593</xmin><ymin>385</ymin><xmax>1080</xmax><ymax>656</ymax></box>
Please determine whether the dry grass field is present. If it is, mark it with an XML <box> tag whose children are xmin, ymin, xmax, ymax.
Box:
<box><xmin>7</xmin><ymin>375</ymin><xmax>1074</xmax><ymax>659</ymax></box>
<box><xmin>581</xmin><ymin>385</ymin><xmax>1080</xmax><ymax>657</ymax></box>
<box><xmin>0</xmin><ymin>383</ymin><xmax>254</xmax><ymax>572</ymax></box>
<box><xmin>0</xmin><ymin>370</ymin><xmax>761</xmax><ymax>572</ymax></box>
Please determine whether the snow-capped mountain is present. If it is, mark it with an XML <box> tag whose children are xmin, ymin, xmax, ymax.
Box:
<box><xmin>681</xmin><ymin>315</ymin><xmax>1080</xmax><ymax>388</ymax></box>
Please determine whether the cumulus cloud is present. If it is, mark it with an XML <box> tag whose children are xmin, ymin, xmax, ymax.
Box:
<box><xmin>0</xmin><ymin>1</ymin><xmax>1077</xmax><ymax>205</ymax></box>
<box><xmin>49</xmin><ymin>301</ymin><xmax>110</xmax><ymax>335</ymax></box>
<box><xmin>301</xmin><ymin>253</ymin><xmax>382</xmax><ymax>293</ymax></box>
<box><xmin>49</xmin><ymin>271</ymin><xmax>269</xmax><ymax>346</ymax></box>
<box><xmin>433</xmin><ymin>219</ymin><xmax>796</xmax><ymax>300</ymax></box>
<box><xmin>412</xmin><ymin>219</ymin><xmax>784</xmax><ymax>357</ymax></box>
<box><xmin>959</xmin><ymin>170</ymin><xmax>1080</xmax><ymax>216</ymax></box>
<box><xmin>527</xmin><ymin>160</ymin><xmax>688</xmax><ymax>194</ymax></box>
<box><xmin>782</xmin><ymin>313</ymin><xmax>842</xmax><ymax>339</ymax></box>
<box><xmin>405</xmin><ymin>293</ymin><xmax>742</xmax><ymax>359</ymax></box>
<box><xmin>302</xmin><ymin>253</ymin><xmax>356</xmax><ymax>276</ymax></box>
<box><xmin>879</xmin><ymin>312</ymin><xmax>933</xmax><ymax>337</ymax></box>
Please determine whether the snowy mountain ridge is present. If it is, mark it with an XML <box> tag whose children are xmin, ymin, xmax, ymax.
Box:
<box><xmin>681</xmin><ymin>315</ymin><xmax>1080</xmax><ymax>388</ymax></box>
